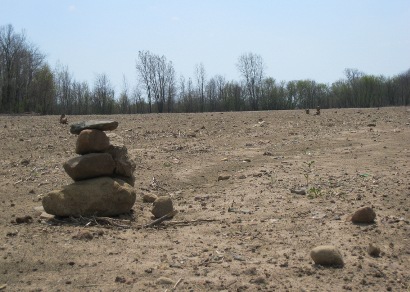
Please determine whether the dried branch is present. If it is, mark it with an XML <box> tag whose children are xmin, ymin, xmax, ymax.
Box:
<box><xmin>143</xmin><ymin>210</ymin><xmax>178</xmax><ymax>228</ymax></box>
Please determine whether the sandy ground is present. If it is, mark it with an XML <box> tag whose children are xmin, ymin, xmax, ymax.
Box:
<box><xmin>0</xmin><ymin>107</ymin><xmax>409</xmax><ymax>291</ymax></box>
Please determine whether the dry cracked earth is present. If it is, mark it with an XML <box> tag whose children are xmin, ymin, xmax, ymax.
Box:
<box><xmin>0</xmin><ymin>107</ymin><xmax>409</xmax><ymax>291</ymax></box>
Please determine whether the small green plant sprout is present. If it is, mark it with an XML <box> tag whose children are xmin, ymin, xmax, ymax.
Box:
<box><xmin>303</xmin><ymin>160</ymin><xmax>315</xmax><ymax>187</ymax></box>
<box><xmin>307</xmin><ymin>186</ymin><xmax>322</xmax><ymax>199</ymax></box>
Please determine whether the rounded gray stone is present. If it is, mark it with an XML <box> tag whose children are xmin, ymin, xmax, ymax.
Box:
<box><xmin>310</xmin><ymin>245</ymin><xmax>344</xmax><ymax>266</ymax></box>
<box><xmin>151</xmin><ymin>196</ymin><xmax>174</xmax><ymax>218</ymax></box>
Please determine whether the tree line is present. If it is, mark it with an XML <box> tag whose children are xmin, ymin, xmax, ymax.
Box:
<box><xmin>1</xmin><ymin>24</ymin><xmax>409</xmax><ymax>115</ymax></box>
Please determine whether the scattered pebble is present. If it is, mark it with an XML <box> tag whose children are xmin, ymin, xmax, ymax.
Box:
<box><xmin>290</xmin><ymin>189</ymin><xmax>306</xmax><ymax>195</ymax></box>
<box><xmin>72</xmin><ymin>230</ymin><xmax>93</xmax><ymax>241</ymax></box>
<box><xmin>367</xmin><ymin>243</ymin><xmax>381</xmax><ymax>257</ymax></box>
<box><xmin>218</xmin><ymin>174</ymin><xmax>231</xmax><ymax>181</ymax></box>
<box><xmin>115</xmin><ymin>276</ymin><xmax>127</xmax><ymax>283</ymax></box>
<box><xmin>15</xmin><ymin>215</ymin><xmax>33</xmax><ymax>224</ymax></box>
<box><xmin>142</xmin><ymin>193</ymin><xmax>158</xmax><ymax>203</ymax></box>
<box><xmin>250</xmin><ymin>276</ymin><xmax>266</xmax><ymax>284</ymax></box>
<box><xmin>351</xmin><ymin>206</ymin><xmax>376</xmax><ymax>223</ymax></box>
<box><xmin>151</xmin><ymin>196</ymin><xmax>174</xmax><ymax>218</ymax></box>
<box><xmin>310</xmin><ymin>245</ymin><xmax>344</xmax><ymax>267</ymax></box>
<box><xmin>155</xmin><ymin>277</ymin><xmax>174</xmax><ymax>285</ymax></box>
<box><xmin>40</xmin><ymin>212</ymin><xmax>55</xmax><ymax>220</ymax></box>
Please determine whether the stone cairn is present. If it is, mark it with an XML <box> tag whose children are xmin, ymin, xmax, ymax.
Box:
<box><xmin>42</xmin><ymin>120</ymin><xmax>136</xmax><ymax>217</ymax></box>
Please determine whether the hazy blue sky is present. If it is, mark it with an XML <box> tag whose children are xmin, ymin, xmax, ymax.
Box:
<box><xmin>3</xmin><ymin>0</ymin><xmax>410</xmax><ymax>93</ymax></box>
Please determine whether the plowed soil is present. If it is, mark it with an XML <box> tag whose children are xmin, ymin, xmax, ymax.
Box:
<box><xmin>0</xmin><ymin>107</ymin><xmax>409</xmax><ymax>291</ymax></box>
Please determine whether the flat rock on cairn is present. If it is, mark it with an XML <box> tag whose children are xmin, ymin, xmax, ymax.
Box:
<box><xmin>351</xmin><ymin>206</ymin><xmax>376</xmax><ymax>223</ymax></box>
<box><xmin>310</xmin><ymin>245</ymin><xmax>344</xmax><ymax>267</ymax></box>
<box><xmin>63</xmin><ymin>153</ymin><xmax>115</xmax><ymax>181</ymax></box>
<box><xmin>43</xmin><ymin>120</ymin><xmax>136</xmax><ymax>217</ymax></box>
<box><xmin>70</xmin><ymin>120</ymin><xmax>118</xmax><ymax>135</ymax></box>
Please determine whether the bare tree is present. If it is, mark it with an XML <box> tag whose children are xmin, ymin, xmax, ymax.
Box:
<box><xmin>195</xmin><ymin>63</ymin><xmax>206</xmax><ymax>112</ymax></box>
<box><xmin>136</xmin><ymin>51</ymin><xmax>154</xmax><ymax>113</ymax></box>
<box><xmin>237</xmin><ymin>52</ymin><xmax>265</xmax><ymax>110</ymax></box>
<box><xmin>29</xmin><ymin>64</ymin><xmax>55</xmax><ymax>114</ymax></box>
<box><xmin>54</xmin><ymin>63</ymin><xmax>73</xmax><ymax>113</ymax></box>
<box><xmin>136</xmin><ymin>50</ymin><xmax>176</xmax><ymax>113</ymax></box>
<box><xmin>92</xmin><ymin>73</ymin><xmax>115</xmax><ymax>114</ymax></box>
<box><xmin>119</xmin><ymin>75</ymin><xmax>130</xmax><ymax>113</ymax></box>
<box><xmin>0</xmin><ymin>24</ymin><xmax>46</xmax><ymax>113</ymax></box>
<box><xmin>165</xmin><ymin>62</ymin><xmax>176</xmax><ymax>112</ymax></box>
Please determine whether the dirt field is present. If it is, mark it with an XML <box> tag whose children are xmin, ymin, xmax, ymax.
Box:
<box><xmin>0</xmin><ymin>108</ymin><xmax>409</xmax><ymax>291</ymax></box>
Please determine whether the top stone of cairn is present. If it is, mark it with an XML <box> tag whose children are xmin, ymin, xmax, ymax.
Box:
<box><xmin>70</xmin><ymin>120</ymin><xmax>119</xmax><ymax>135</ymax></box>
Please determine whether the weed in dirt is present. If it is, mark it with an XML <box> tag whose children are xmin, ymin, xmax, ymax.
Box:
<box><xmin>303</xmin><ymin>160</ymin><xmax>315</xmax><ymax>187</ymax></box>
<box><xmin>303</xmin><ymin>160</ymin><xmax>323</xmax><ymax>199</ymax></box>
<box><xmin>307</xmin><ymin>186</ymin><xmax>323</xmax><ymax>199</ymax></box>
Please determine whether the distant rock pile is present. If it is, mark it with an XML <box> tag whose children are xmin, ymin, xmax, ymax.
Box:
<box><xmin>42</xmin><ymin>120</ymin><xmax>136</xmax><ymax>217</ymax></box>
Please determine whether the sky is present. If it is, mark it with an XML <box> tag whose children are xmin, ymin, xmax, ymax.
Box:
<box><xmin>2</xmin><ymin>0</ymin><xmax>410</xmax><ymax>94</ymax></box>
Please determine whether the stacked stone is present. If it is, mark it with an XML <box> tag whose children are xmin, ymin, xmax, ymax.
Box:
<box><xmin>42</xmin><ymin>120</ymin><xmax>136</xmax><ymax>217</ymax></box>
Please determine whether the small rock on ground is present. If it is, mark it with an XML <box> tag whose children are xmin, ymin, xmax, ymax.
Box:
<box><xmin>368</xmin><ymin>243</ymin><xmax>381</xmax><ymax>257</ymax></box>
<box><xmin>143</xmin><ymin>193</ymin><xmax>158</xmax><ymax>203</ymax></box>
<box><xmin>310</xmin><ymin>245</ymin><xmax>344</xmax><ymax>266</ymax></box>
<box><xmin>155</xmin><ymin>277</ymin><xmax>174</xmax><ymax>285</ymax></box>
<box><xmin>218</xmin><ymin>174</ymin><xmax>231</xmax><ymax>181</ymax></box>
<box><xmin>351</xmin><ymin>206</ymin><xmax>376</xmax><ymax>223</ymax></box>
<box><xmin>151</xmin><ymin>196</ymin><xmax>174</xmax><ymax>218</ymax></box>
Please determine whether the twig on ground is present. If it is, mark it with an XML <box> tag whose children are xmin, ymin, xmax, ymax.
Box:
<box><xmin>50</xmin><ymin>215</ymin><xmax>132</xmax><ymax>228</ymax></box>
<box><xmin>143</xmin><ymin>210</ymin><xmax>178</xmax><ymax>228</ymax></box>
<box><xmin>94</xmin><ymin>217</ymin><xmax>132</xmax><ymax>228</ymax></box>
<box><xmin>226</xmin><ymin>279</ymin><xmax>237</xmax><ymax>287</ymax></box>
<box><xmin>172</xmin><ymin>278</ymin><xmax>183</xmax><ymax>291</ymax></box>
<box><xmin>165</xmin><ymin>218</ymin><xmax>221</xmax><ymax>226</ymax></box>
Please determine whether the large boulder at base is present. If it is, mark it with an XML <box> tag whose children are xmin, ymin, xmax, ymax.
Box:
<box><xmin>42</xmin><ymin>177</ymin><xmax>136</xmax><ymax>217</ymax></box>
<box><xmin>63</xmin><ymin>153</ymin><xmax>115</xmax><ymax>181</ymax></box>
<box><xmin>310</xmin><ymin>245</ymin><xmax>344</xmax><ymax>267</ymax></box>
<box><xmin>75</xmin><ymin>129</ymin><xmax>110</xmax><ymax>154</ymax></box>
<box><xmin>70</xmin><ymin>120</ymin><xmax>118</xmax><ymax>135</ymax></box>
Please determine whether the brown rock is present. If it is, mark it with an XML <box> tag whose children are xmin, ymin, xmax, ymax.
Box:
<box><xmin>310</xmin><ymin>245</ymin><xmax>344</xmax><ymax>266</ymax></box>
<box><xmin>40</xmin><ymin>212</ymin><xmax>55</xmax><ymax>220</ymax></box>
<box><xmin>75</xmin><ymin>129</ymin><xmax>110</xmax><ymax>154</ymax></box>
<box><xmin>143</xmin><ymin>193</ymin><xmax>158</xmax><ymax>203</ymax></box>
<box><xmin>151</xmin><ymin>196</ymin><xmax>174</xmax><ymax>218</ymax></box>
<box><xmin>73</xmin><ymin>230</ymin><xmax>93</xmax><ymax>240</ymax></box>
<box><xmin>15</xmin><ymin>215</ymin><xmax>33</xmax><ymax>224</ymax></box>
<box><xmin>351</xmin><ymin>206</ymin><xmax>376</xmax><ymax>223</ymax></box>
<box><xmin>59</xmin><ymin>114</ymin><xmax>68</xmax><ymax>124</ymax></box>
<box><xmin>367</xmin><ymin>243</ymin><xmax>381</xmax><ymax>257</ymax></box>
<box><xmin>218</xmin><ymin>174</ymin><xmax>231</xmax><ymax>181</ymax></box>
<box><xmin>63</xmin><ymin>153</ymin><xmax>115</xmax><ymax>181</ymax></box>
<box><xmin>42</xmin><ymin>177</ymin><xmax>136</xmax><ymax>217</ymax></box>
